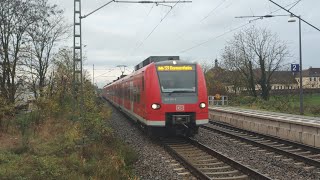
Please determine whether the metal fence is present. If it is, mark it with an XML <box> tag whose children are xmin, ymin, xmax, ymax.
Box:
<box><xmin>208</xmin><ymin>96</ymin><xmax>228</xmax><ymax>106</ymax></box>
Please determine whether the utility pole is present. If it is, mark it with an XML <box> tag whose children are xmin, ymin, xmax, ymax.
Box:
<box><xmin>298</xmin><ymin>16</ymin><xmax>303</xmax><ymax>115</ymax></box>
<box><xmin>73</xmin><ymin>0</ymin><xmax>83</xmax><ymax>119</ymax></box>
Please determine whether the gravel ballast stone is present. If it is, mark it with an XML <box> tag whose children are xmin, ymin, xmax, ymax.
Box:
<box><xmin>195</xmin><ymin>127</ymin><xmax>320</xmax><ymax>180</ymax></box>
<box><xmin>106</xmin><ymin>103</ymin><xmax>186</xmax><ymax>180</ymax></box>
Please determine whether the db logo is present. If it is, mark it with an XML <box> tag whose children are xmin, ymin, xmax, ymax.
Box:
<box><xmin>176</xmin><ymin>105</ymin><xmax>184</xmax><ymax>111</ymax></box>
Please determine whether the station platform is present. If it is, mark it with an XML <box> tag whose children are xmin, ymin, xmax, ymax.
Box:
<box><xmin>209</xmin><ymin>106</ymin><xmax>320</xmax><ymax>148</ymax></box>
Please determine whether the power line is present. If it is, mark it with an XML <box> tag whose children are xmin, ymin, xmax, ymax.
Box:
<box><xmin>288</xmin><ymin>0</ymin><xmax>302</xmax><ymax>10</ymax></box>
<box><xmin>94</xmin><ymin>68</ymin><xmax>117</xmax><ymax>78</ymax></box>
<box><xmin>238</xmin><ymin>0</ymin><xmax>304</xmax><ymax>24</ymax></box>
<box><xmin>171</xmin><ymin>0</ymin><xmax>233</xmax><ymax>53</ymax></box>
<box><xmin>132</xmin><ymin>0</ymin><xmax>182</xmax><ymax>53</ymax></box>
<box><xmin>200</xmin><ymin>0</ymin><xmax>227</xmax><ymax>22</ymax></box>
<box><xmin>179</xmin><ymin>21</ymin><xmax>251</xmax><ymax>53</ymax></box>
<box><xmin>81</xmin><ymin>0</ymin><xmax>191</xmax><ymax>19</ymax></box>
<box><xmin>269</xmin><ymin>0</ymin><xmax>301</xmax><ymax>14</ymax></box>
<box><xmin>122</xmin><ymin>4</ymin><xmax>156</xmax><ymax>61</ymax></box>
<box><xmin>268</xmin><ymin>0</ymin><xmax>320</xmax><ymax>32</ymax></box>
<box><xmin>147</xmin><ymin>3</ymin><xmax>155</xmax><ymax>15</ymax></box>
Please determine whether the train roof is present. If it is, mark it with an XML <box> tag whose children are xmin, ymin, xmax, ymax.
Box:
<box><xmin>155</xmin><ymin>60</ymin><xmax>196</xmax><ymax>65</ymax></box>
<box><xmin>134</xmin><ymin>56</ymin><xmax>180</xmax><ymax>71</ymax></box>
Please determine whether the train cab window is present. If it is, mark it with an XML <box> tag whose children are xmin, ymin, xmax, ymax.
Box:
<box><xmin>157</xmin><ymin>67</ymin><xmax>196</xmax><ymax>93</ymax></box>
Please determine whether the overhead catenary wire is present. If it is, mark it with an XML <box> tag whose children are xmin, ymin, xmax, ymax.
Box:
<box><xmin>242</xmin><ymin>0</ymin><xmax>303</xmax><ymax>24</ymax></box>
<box><xmin>179</xmin><ymin>21</ymin><xmax>251</xmax><ymax>53</ymax></box>
<box><xmin>200</xmin><ymin>0</ymin><xmax>227</xmax><ymax>22</ymax></box>
<box><xmin>288</xmin><ymin>0</ymin><xmax>302</xmax><ymax>10</ymax></box>
<box><xmin>269</xmin><ymin>0</ymin><xmax>301</xmax><ymax>14</ymax></box>
<box><xmin>94</xmin><ymin>68</ymin><xmax>117</xmax><ymax>79</ymax></box>
<box><xmin>268</xmin><ymin>0</ymin><xmax>320</xmax><ymax>32</ymax></box>
<box><xmin>170</xmin><ymin>0</ymin><xmax>232</xmax><ymax>53</ymax></box>
<box><xmin>122</xmin><ymin>4</ymin><xmax>156</xmax><ymax>61</ymax></box>
<box><xmin>81</xmin><ymin>0</ymin><xmax>191</xmax><ymax>19</ymax></box>
<box><xmin>131</xmin><ymin>0</ymin><xmax>182</xmax><ymax>54</ymax></box>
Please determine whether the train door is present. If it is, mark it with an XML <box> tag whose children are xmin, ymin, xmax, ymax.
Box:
<box><xmin>130</xmin><ymin>81</ymin><xmax>134</xmax><ymax>112</ymax></box>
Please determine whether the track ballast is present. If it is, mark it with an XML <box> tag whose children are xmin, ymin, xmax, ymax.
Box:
<box><xmin>161</xmin><ymin>137</ymin><xmax>271</xmax><ymax>180</ymax></box>
<box><xmin>203</xmin><ymin>121</ymin><xmax>320</xmax><ymax>169</ymax></box>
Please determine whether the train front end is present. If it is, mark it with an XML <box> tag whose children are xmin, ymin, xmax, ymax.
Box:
<box><xmin>146</xmin><ymin>60</ymin><xmax>208</xmax><ymax>136</ymax></box>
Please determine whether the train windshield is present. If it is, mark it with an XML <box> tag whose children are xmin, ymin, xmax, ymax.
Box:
<box><xmin>157</xmin><ymin>65</ymin><xmax>196</xmax><ymax>93</ymax></box>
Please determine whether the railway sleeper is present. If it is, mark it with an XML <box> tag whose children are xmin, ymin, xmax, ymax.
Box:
<box><xmin>177</xmin><ymin>172</ymin><xmax>190</xmax><ymax>176</ymax></box>
<box><xmin>170</xmin><ymin>146</ymin><xmax>197</xmax><ymax>150</ymax></box>
<box><xmin>164</xmin><ymin>142</ymin><xmax>189</xmax><ymax>146</ymax></box>
<box><xmin>286</xmin><ymin>148</ymin><xmax>302</xmax><ymax>152</ymax></box>
<box><xmin>174</xmin><ymin>147</ymin><xmax>202</xmax><ymax>151</ymax></box>
<box><xmin>294</xmin><ymin>151</ymin><xmax>311</xmax><ymax>155</ymax></box>
<box><xmin>170</xmin><ymin>146</ymin><xmax>198</xmax><ymax>149</ymax></box>
<box><xmin>175</xmin><ymin>149</ymin><xmax>204</xmax><ymax>154</ymax></box>
<box><xmin>209</xmin><ymin>175</ymin><xmax>249</xmax><ymax>180</ymax></box>
<box><xmin>180</xmin><ymin>151</ymin><xmax>209</xmax><ymax>155</ymax></box>
<box><xmin>195</xmin><ymin>159</ymin><xmax>219</xmax><ymax>163</ymax></box>
<box><xmin>306</xmin><ymin>154</ymin><xmax>320</xmax><ymax>158</ymax></box>
<box><xmin>188</xmin><ymin>156</ymin><xmax>218</xmax><ymax>162</ymax></box>
<box><xmin>194</xmin><ymin>162</ymin><xmax>224</xmax><ymax>166</ymax></box>
<box><xmin>205</xmin><ymin>170</ymin><xmax>240</xmax><ymax>176</ymax></box>
<box><xmin>256</xmin><ymin>140</ymin><xmax>271</xmax><ymax>143</ymax></box>
<box><xmin>199</xmin><ymin>165</ymin><xmax>232</xmax><ymax>171</ymax></box>
<box><xmin>262</xmin><ymin>142</ymin><xmax>278</xmax><ymax>145</ymax></box>
<box><xmin>192</xmin><ymin>155</ymin><xmax>213</xmax><ymax>159</ymax></box>
<box><xmin>270</xmin><ymin>143</ymin><xmax>286</xmax><ymax>147</ymax></box>
<box><xmin>247</xmin><ymin>137</ymin><xmax>264</xmax><ymax>141</ymax></box>
<box><xmin>278</xmin><ymin>146</ymin><xmax>293</xmax><ymax>150</ymax></box>
<box><xmin>182</xmin><ymin>153</ymin><xmax>209</xmax><ymax>158</ymax></box>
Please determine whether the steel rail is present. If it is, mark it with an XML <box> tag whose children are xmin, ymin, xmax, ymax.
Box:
<box><xmin>203</xmin><ymin>121</ymin><xmax>320</xmax><ymax>167</ymax></box>
<box><xmin>161</xmin><ymin>137</ymin><xmax>271</xmax><ymax>180</ymax></box>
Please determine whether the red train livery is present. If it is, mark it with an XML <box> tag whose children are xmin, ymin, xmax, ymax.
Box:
<box><xmin>102</xmin><ymin>56</ymin><xmax>208</xmax><ymax>136</ymax></box>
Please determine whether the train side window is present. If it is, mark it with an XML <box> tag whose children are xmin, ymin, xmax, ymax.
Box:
<box><xmin>137</xmin><ymin>83</ymin><xmax>140</xmax><ymax>103</ymax></box>
<box><xmin>142</xmin><ymin>76</ymin><xmax>144</xmax><ymax>91</ymax></box>
<box><xmin>127</xmin><ymin>88</ymin><xmax>129</xmax><ymax>100</ymax></box>
<box><xmin>137</xmin><ymin>93</ymin><xmax>140</xmax><ymax>103</ymax></box>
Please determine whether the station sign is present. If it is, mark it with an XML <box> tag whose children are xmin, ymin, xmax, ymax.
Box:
<box><xmin>291</xmin><ymin>64</ymin><xmax>300</xmax><ymax>72</ymax></box>
<box><xmin>157</xmin><ymin>65</ymin><xmax>194</xmax><ymax>71</ymax></box>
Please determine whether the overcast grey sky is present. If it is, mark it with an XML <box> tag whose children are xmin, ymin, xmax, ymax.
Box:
<box><xmin>50</xmin><ymin>0</ymin><xmax>320</xmax><ymax>87</ymax></box>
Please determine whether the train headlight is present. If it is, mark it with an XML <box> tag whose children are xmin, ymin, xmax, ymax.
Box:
<box><xmin>151</xmin><ymin>103</ymin><xmax>161</xmax><ymax>110</ymax></box>
<box><xmin>199</xmin><ymin>102</ymin><xmax>206</xmax><ymax>109</ymax></box>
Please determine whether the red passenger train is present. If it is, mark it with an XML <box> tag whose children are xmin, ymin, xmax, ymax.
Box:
<box><xmin>102</xmin><ymin>56</ymin><xmax>208</xmax><ymax>136</ymax></box>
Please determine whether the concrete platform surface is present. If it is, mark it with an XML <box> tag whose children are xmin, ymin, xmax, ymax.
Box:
<box><xmin>209</xmin><ymin>106</ymin><xmax>320</xmax><ymax>148</ymax></box>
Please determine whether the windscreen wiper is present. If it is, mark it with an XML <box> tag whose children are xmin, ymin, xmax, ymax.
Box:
<box><xmin>168</xmin><ymin>90</ymin><xmax>194</xmax><ymax>95</ymax></box>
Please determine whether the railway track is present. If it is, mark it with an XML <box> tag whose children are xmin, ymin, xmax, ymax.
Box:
<box><xmin>161</xmin><ymin>137</ymin><xmax>270</xmax><ymax>180</ymax></box>
<box><xmin>202</xmin><ymin>121</ymin><xmax>320</xmax><ymax>169</ymax></box>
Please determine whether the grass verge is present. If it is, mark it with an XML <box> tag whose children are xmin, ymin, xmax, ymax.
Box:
<box><xmin>229</xmin><ymin>94</ymin><xmax>320</xmax><ymax>117</ymax></box>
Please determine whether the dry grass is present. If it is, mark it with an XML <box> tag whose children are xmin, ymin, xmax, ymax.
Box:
<box><xmin>0</xmin><ymin>132</ymin><xmax>21</xmax><ymax>150</ymax></box>
<box><xmin>0</xmin><ymin>104</ymin><xmax>137</xmax><ymax>179</ymax></box>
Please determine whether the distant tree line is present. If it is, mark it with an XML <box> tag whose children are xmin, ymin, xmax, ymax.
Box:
<box><xmin>204</xmin><ymin>26</ymin><xmax>290</xmax><ymax>101</ymax></box>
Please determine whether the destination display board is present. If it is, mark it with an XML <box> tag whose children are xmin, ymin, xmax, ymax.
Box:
<box><xmin>157</xmin><ymin>65</ymin><xmax>194</xmax><ymax>71</ymax></box>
